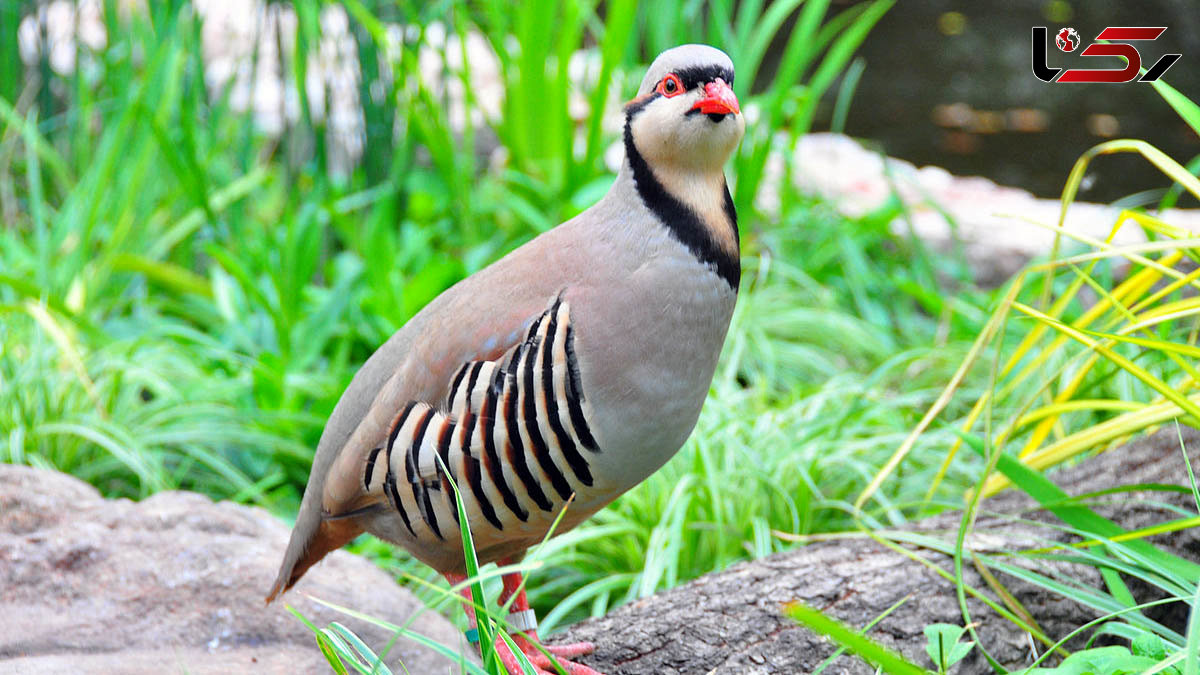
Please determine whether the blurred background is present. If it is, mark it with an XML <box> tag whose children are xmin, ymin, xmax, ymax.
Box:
<box><xmin>847</xmin><ymin>0</ymin><xmax>1199</xmax><ymax>201</ymax></box>
<box><xmin>2</xmin><ymin>0</ymin><xmax>1198</xmax><ymax>642</ymax></box>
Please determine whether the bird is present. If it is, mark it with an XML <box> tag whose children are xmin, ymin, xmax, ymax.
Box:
<box><xmin>267</xmin><ymin>43</ymin><xmax>744</xmax><ymax>675</ymax></box>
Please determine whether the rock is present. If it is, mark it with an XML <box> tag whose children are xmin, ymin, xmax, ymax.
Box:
<box><xmin>0</xmin><ymin>465</ymin><xmax>467</xmax><ymax>674</ymax></box>
<box><xmin>790</xmin><ymin>133</ymin><xmax>1200</xmax><ymax>285</ymax></box>
<box><xmin>561</xmin><ymin>426</ymin><xmax>1200</xmax><ymax>674</ymax></box>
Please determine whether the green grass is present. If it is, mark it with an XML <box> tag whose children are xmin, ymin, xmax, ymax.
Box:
<box><xmin>3</xmin><ymin>0</ymin><xmax>959</xmax><ymax>617</ymax></box>
<box><xmin>0</xmin><ymin>4</ymin><xmax>1022</xmax><ymax>666</ymax></box>
<box><xmin>823</xmin><ymin>94</ymin><xmax>1200</xmax><ymax>671</ymax></box>
<box><xmin>8</xmin><ymin>2</ymin><xmax>1200</xmax><ymax>673</ymax></box>
<box><xmin>38</xmin><ymin>1</ymin><xmax>1200</xmax><ymax>672</ymax></box>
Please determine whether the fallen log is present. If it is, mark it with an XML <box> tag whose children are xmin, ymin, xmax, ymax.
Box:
<box><xmin>562</xmin><ymin>427</ymin><xmax>1200</xmax><ymax>674</ymax></box>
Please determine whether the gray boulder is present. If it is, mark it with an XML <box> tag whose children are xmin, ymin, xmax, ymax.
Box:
<box><xmin>0</xmin><ymin>465</ymin><xmax>468</xmax><ymax>674</ymax></box>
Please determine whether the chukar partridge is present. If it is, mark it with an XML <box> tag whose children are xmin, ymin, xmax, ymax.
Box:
<box><xmin>268</xmin><ymin>44</ymin><xmax>744</xmax><ymax>675</ymax></box>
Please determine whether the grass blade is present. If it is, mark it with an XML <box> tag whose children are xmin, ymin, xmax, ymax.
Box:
<box><xmin>784</xmin><ymin>601</ymin><xmax>928</xmax><ymax>674</ymax></box>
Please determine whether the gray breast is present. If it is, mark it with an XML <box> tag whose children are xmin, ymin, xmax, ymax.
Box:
<box><xmin>571</xmin><ymin>228</ymin><xmax>738</xmax><ymax>491</ymax></box>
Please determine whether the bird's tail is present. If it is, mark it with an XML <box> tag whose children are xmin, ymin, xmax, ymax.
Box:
<box><xmin>266</xmin><ymin>506</ymin><xmax>365</xmax><ymax>603</ymax></box>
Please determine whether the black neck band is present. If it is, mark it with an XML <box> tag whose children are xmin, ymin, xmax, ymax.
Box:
<box><xmin>622</xmin><ymin>101</ymin><xmax>740</xmax><ymax>290</ymax></box>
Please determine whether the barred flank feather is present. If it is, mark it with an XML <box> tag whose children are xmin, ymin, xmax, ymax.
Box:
<box><xmin>375</xmin><ymin>300</ymin><xmax>599</xmax><ymax>543</ymax></box>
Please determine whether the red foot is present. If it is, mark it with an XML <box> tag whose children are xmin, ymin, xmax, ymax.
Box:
<box><xmin>445</xmin><ymin>566</ymin><xmax>604</xmax><ymax>675</ymax></box>
<box><xmin>537</xmin><ymin>641</ymin><xmax>596</xmax><ymax>660</ymax></box>
<box><xmin>495</xmin><ymin>634</ymin><xmax>601</xmax><ymax>675</ymax></box>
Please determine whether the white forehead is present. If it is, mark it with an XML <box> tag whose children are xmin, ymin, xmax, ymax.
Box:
<box><xmin>637</xmin><ymin>44</ymin><xmax>736</xmax><ymax>95</ymax></box>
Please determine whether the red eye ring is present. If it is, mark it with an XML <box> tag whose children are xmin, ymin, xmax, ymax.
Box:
<box><xmin>656</xmin><ymin>73</ymin><xmax>684</xmax><ymax>97</ymax></box>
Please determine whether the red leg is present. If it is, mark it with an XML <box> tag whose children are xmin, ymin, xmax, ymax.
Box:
<box><xmin>497</xmin><ymin>561</ymin><xmax>600</xmax><ymax>673</ymax></box>
<box><xmin>446</xmin><ymin>572</ymin><xmax>533</xmax><ymax>675</ymax></box>
<box><xmin>446</xmin><ymin>570</ymin><xmax>602</xmax><ymax>675</ymax></box>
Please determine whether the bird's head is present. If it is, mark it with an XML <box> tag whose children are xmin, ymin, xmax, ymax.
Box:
<box><xmin>625</xmin><ymin>44</ymin><xmax>744</xmax><ymax>173</ymax></box>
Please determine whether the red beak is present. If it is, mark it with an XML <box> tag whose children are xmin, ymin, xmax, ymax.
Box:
<box><xmin>691</xmin><ymin>78</ymin><xmax>740</xmax><ymax>116</ymax></box>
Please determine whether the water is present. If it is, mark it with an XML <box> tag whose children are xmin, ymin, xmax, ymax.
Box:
<box><xmin>839</xmin><ymin>1</ymin><xmax>1200</xmax><ymax>203</ymax></box>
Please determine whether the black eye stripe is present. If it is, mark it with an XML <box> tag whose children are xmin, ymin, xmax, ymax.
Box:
<box><xmin>624</xmin><ymin>92</ymin><xmax>661</xmax><ymax>116</ymax></box>
<box><xmin>673</xmin><ymin>64</ymin><xmax>735</xmax><ymax>91</ymax></box>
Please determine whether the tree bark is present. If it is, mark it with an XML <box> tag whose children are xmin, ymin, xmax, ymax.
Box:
<box><xmin>561</xmin><ymin>426</ymin><xmax>1200</xmax><ymax>674</ymax></box>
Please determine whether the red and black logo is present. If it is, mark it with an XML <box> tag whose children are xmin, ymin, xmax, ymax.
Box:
<box><xmin>1032</xmin><ymin>26</ymin><xmax>1181</xmax><ymax>83</ymax></box>
<box><xmin>1055</xmin><ymin>27</ymin><xmax>1080</xmax><ymax>52</ymax></box>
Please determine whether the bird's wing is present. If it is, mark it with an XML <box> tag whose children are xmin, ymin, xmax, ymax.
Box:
<box><xmin>337</xmin><ymin>289</ymin><xmax>603</xmax><ymax>531</ymax></box>
<box><xmin>320</xmin><ymin>292</ymin><xmax>568</xmax><ymax>513</ymax></box>
<box><xmin>267</xmin><ymin>263</ymin><xmax>571</xmax><ymax>600</ymax></box>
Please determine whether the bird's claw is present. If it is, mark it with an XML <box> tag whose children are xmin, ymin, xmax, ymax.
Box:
<box><xmin>539</xmin><ymin>640</ymin><xmax>596</xmax><ymax>660</ymax></box>
<box><xmin>495</xmin><ymin>636</ymin><xmax>602</xmax><ymax>675</ymax></box>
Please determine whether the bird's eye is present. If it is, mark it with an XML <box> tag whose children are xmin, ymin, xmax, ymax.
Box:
<box><xmin>657</xmin><ymin>74</ymin><xmax>684</xmax><ymax>97</ymax></box>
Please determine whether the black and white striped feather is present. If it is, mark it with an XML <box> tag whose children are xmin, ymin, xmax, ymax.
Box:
<box><xmin>362</xmin><ymin>298</ymin><xmax>600</xmax><ymax>542</ymax></box>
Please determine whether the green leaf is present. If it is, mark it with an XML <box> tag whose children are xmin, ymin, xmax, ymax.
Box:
<box><xmin>1133</xmin><ymin>633</ymin><xmax>1170</xmax><ymax>661</ymax></box>
<box><xmin>315</xmin><ymin>633</ymin><xmax>351</xmax><ymax>675</ymax></box>
<box><xmin>785</xmin><ymin>601</ymin><xmax>929</xmax><ymax>674</ymax></box>
<box><xmin>924</xmin><ymin>623</ymin><xmax>974</xmax><ymax>671</ymax></box>
<box><xmin>1018</xmin><ymin>646</ymin><xmax>1164</xmax><ymax>675</ymax></box>
<box><xmin>990</xmin><ymin>434</ymin><xmax>1200</xmax><ymax>584</ymax></box>
<box><xmin>1151</xmin><ymin>77</ymin><xmax>1200</xmax><ymax>138</ymax></box>
<box><xmin>328</xmin><ymin>622</ymin><xmax>392</xmax><ymax>675</ymax></box>
<box><xmin>111</xmin><ymin>253</ymin><xmax>212</xmax><ymax>297</ymax></box>
<box><xmin>301</xmin><ymin>598</ymin><xmax>491</xmax><ymax>675</ymax></box>
<box><xmin>1185</xmin><ymin>577</ymin><xmax>1200</xmax><ymax>675</ymax></box>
